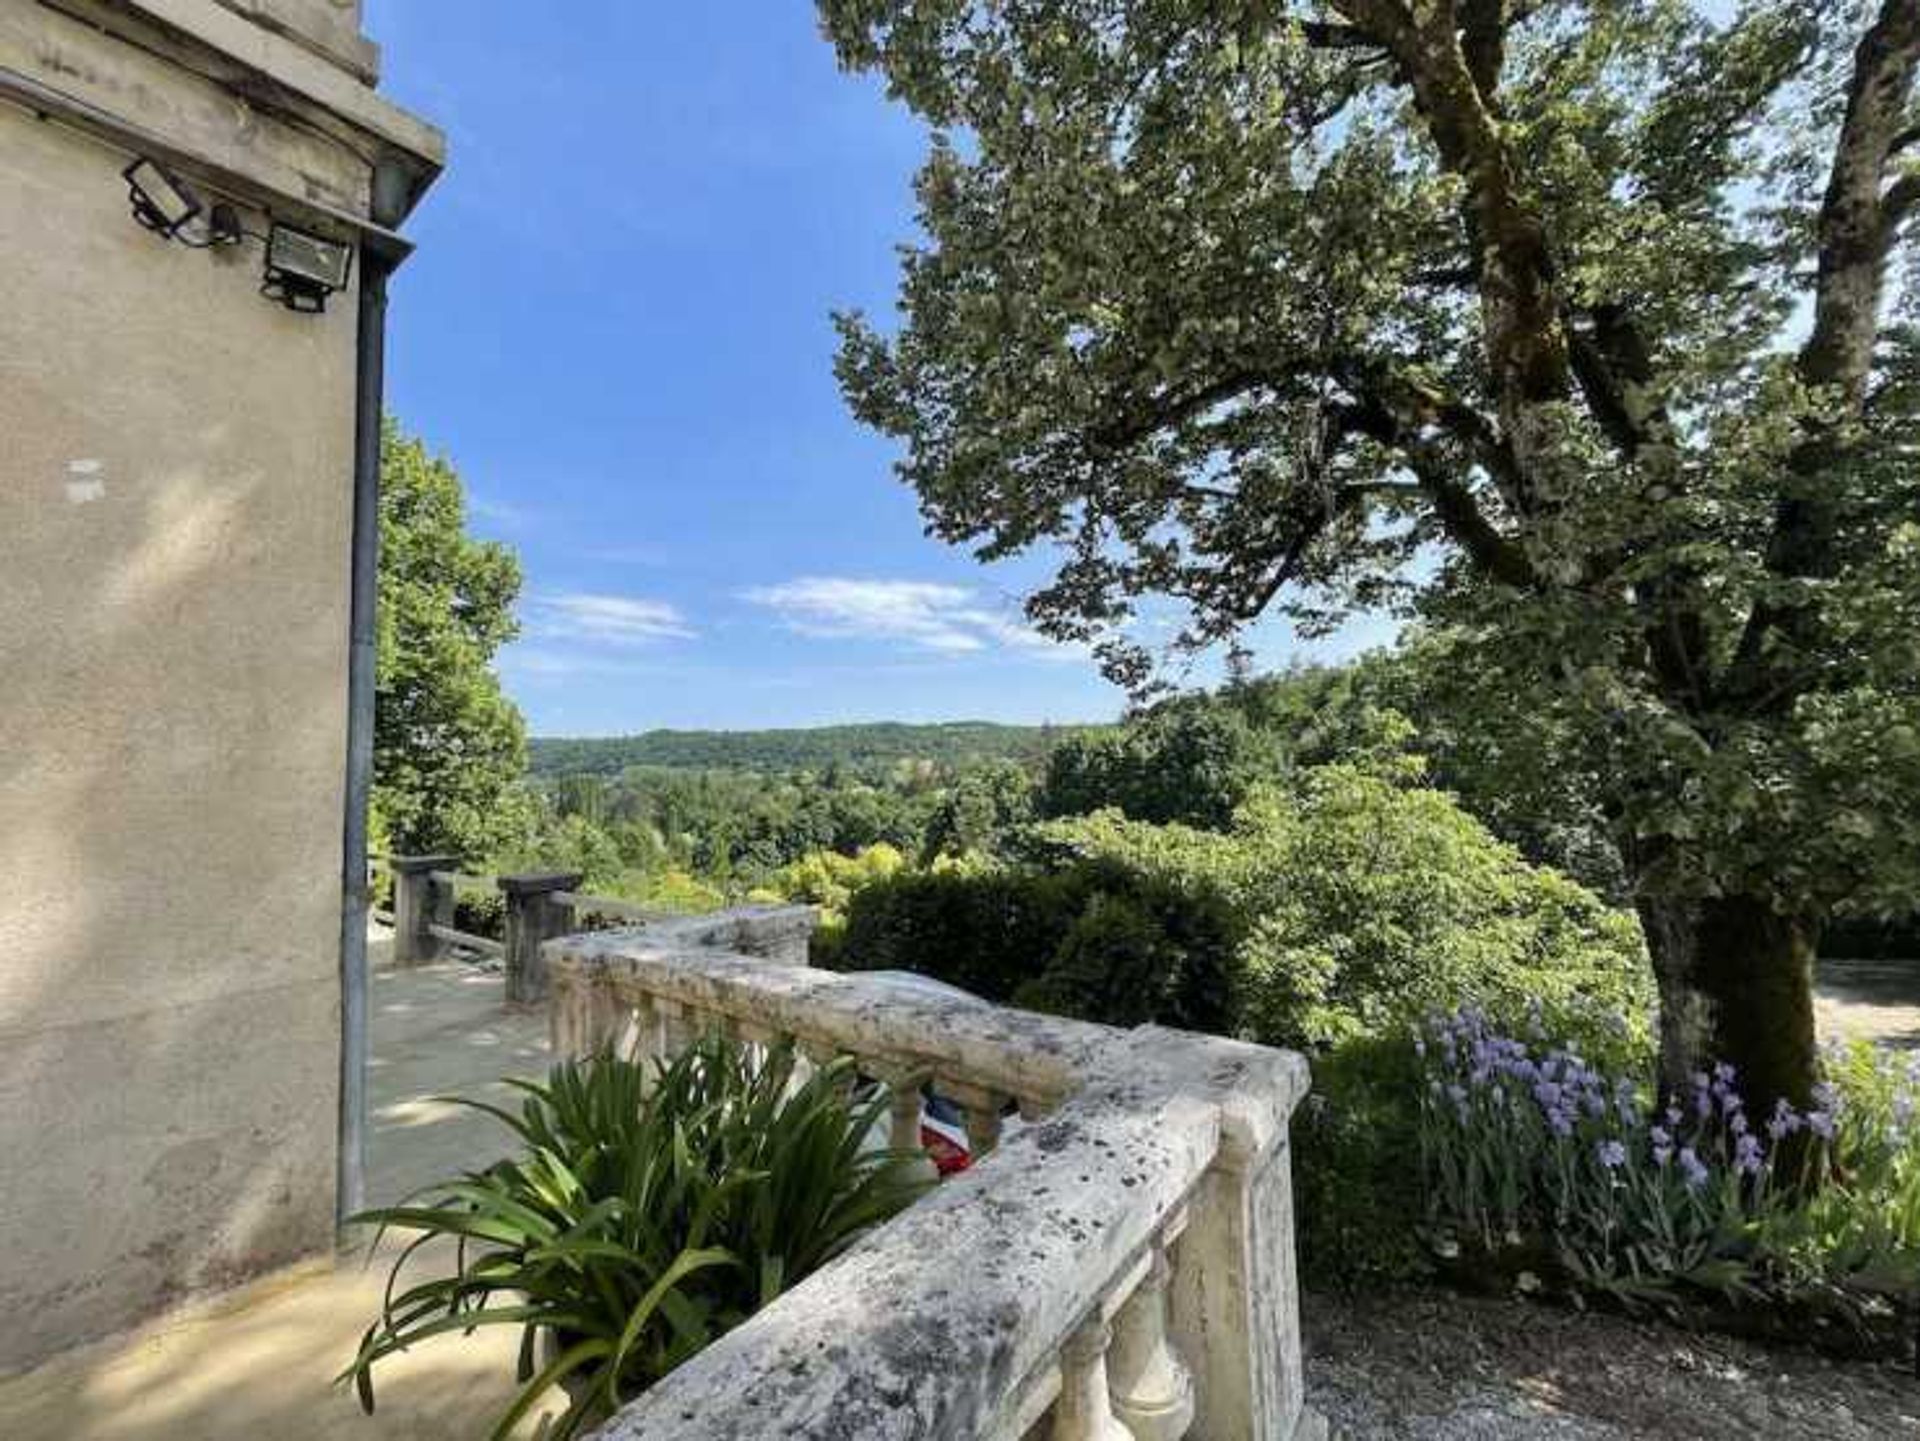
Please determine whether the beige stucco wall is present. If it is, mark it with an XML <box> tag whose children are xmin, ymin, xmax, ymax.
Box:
<box><xmin>0</xmin><ymin>0</ymin><xmax>438</xmax><ymax>1375</ymax></box>
<box><xmin>0</xmin><ymin>105</ymin><xmax>358</xmax><ymax>1375</ymax></box>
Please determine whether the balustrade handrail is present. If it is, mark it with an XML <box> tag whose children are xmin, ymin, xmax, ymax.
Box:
<box><xmin>424</xmin><ymin>921</ymin><xmax>505</xmax><ymax>959</ymax></box>
<box><xmin>547</xmin><ymin>912</ymin><xmax>1316</xmax><ymax>1441</ymax></box>
<box><xmin>424</xmin><ymin>868</ymin><xmax>495</xmax><ymax>891</ymax></box>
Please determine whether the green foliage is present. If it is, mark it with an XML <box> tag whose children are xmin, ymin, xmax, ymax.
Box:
<box><xmin>749</xmin><ymin>843</ymin><xmax>912</xmax><ymax>964</ymax></box>
<box><xmin>342</xmin><ymin>1037</ymin><xmax>929</xmax><ymax>1439</ymax></box>
<box><xmin>1037</xmin><ymin>703</ymin><xmax>1270</xmax><ymax>829</ymax></box>
<box><xmin>919</xmin><ymin>760</ymin><xmax>1036</xmax><ymax>861</ymax></box>
<box><xmin>1292</xmin><ymin>1036</ymin><xmax>1430</xmax><ymax>1287</ymax></box>
<box><xmin>529</xmin><ymin>722</ymin><xmax>1083</xmax><ymax>779</ymax></box>
<box><xmin>838</xmin><ymin>858</ymin><xmax>1236</xmax><ymax>1033</ymax></box>
<box><xmin>374</xmin><ymin>420</ymin><xmax>528</xmax><ymax>858</ymax></box>
<box><xmin>1025</xmin><ymin>765</ymin><xmax>1652</xmax><ymax>1051</ymax></box>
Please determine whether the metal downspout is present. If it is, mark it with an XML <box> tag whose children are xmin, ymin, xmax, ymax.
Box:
<box><xmin>338</xmin><ymin>246</ymin><xmax>392</xmax><ymax>1233</ymax></box>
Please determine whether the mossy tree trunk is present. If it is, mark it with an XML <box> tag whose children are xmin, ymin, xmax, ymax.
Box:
<box><xmin>1638</xmin><ymin>894</ymin><xmax>1821</xmax><ymax>1118</ymax></box>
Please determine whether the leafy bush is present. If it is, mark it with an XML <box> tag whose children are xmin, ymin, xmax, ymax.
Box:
<box><xmin>1416</xmin><ymin>1009</ymin><xmax>1920</xmax><ymax>1346</ymax></box>
<box><xmin>1036</xmin><ymin>702</ymin><xmax>1269</xmax><ymax>829</ymax></box>
<box><xmin>839</xmin><ymin>759</ymin><xmax>1653</xmax><ymax>1284</ymax></box>
<box><xmin>836</xmin><ymin>859</ymin><xmax>1236</xmax><ymax>1033</ymax></box>
<box><xmin>1014</xmin><ymin>887</ymin><xmax>1234</xmax><ymax>1031</ymax></box>
<box><xmin>1024</xmin><ymin>765</ymin><xmax>1652</xmax><ymax>1050</ymax></box>
<box><xmin>1292</xmin><ymin>1035</ymin><xmax>1431</xmax><ymax>1287</ymax></box>
<box><xmin>342</xmin><ymin>1037</ymin><xmax>929</xmax><ymax>1438</ymax></box>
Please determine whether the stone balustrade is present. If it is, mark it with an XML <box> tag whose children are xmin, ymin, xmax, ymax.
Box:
<box><xmin>546</xmin><ymin>908</ymin><xmax>1325</xmax><ymax>1441</ymax></box>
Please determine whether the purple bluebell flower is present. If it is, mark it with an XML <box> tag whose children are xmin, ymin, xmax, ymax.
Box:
<box><xmin>1734</xmin><ymin>1133</ymin><xmax>1763</xmax><ymax>1175</ymax></box>
<box><xmin>1650</xmin><ymin>1126</ymin><xmax>1671</xmax><ymax>1148</ymax></box>
<box><xmin>1807</xmin><ymin>1110</ymin><xmax>1835</xmax><ymax>1140</ymax></box>
<box><xmin>1652</xmin><ymin>1142</ymin><xmax>1673</xmax><ymax>1167</ymax></box>
<box><xmin>1598</xmin><ymin>1140</ymin><xmax>1627</xmax><ymax>1170</ymax></box>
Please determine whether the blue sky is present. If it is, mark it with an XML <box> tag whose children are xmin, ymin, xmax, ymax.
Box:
<box><xmin>366</xmin><ymin>3</ymin><xmax>1394</xmax><ymax>736</ymax></box>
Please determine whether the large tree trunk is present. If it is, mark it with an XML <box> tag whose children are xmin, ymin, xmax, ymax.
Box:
<box><xmin>1637</xmin><ymin>894</ymin><xmax>1821</xmax><ymax>1118</ymax></box>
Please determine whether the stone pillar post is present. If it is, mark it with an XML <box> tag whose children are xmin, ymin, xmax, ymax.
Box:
<box><xmin>1167</xmin><ymin>1125</ymin><xmax>1324</xmax><ymax>1440</ymax></box>
<box><xmin>390</xmin><ymin>854</ymin><xmax>459</xmax><ymax>967</ymax></box>
<box><xmin>499</xmin><ymin>871</ymin><xmax>583</xmax><ymax>1006</ymax></box>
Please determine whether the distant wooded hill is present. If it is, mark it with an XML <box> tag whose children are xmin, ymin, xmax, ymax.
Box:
<box><xmin>529</xmin><ymin>721</ymin><xmax>1100</xmax><ymax>777</ymax></box>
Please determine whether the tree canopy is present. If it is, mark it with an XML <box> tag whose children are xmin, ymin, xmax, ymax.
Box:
<box><xmin>822</xmin><ymin>0</ymin><xmax>1920</xmax><ymax>1110</ymax></box>
<box><xmin>373</xmin><ymin>421</ymin><xmax>528</xmax><ymax>857</ymax></box>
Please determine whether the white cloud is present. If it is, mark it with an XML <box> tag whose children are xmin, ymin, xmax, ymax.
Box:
<box><xmin>743</xmin><ymin>577</ymin><xmax>1078</xmax><ymax>659</ymax></box>
<box><xmin>526</xmin><ymin>592</ymin><xmax>694</xmax><ymax>645</ymax></box>
<box><xmin>467</xmin><ymin>493</ymin><xmax>528</xmax><ymax>528</ymax></box>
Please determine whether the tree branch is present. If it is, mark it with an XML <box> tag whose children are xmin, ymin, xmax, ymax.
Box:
<box><xmin>1799</xmin><ymin>0</ymin><xmax>1920</xmax><ymax>401</ymax></box>
<box><xmin>1084</xmin><ymin>367</ymin><xmax>1271</xmax><ymax>456</ymax></box>
<box><xmin>1328</xmin><ymin>364</ymin><xmax>1540</xmax><ymax>588</ymax></box>
<box><xmin>1731</xmin><ymin>0</ymin><xmax>1920</xmax><ymax>697</ymax></box>
<box><xmin>1332</xmin><ymin>0</ymin><xmax>1570</xmax><ymax>493</ymax></box>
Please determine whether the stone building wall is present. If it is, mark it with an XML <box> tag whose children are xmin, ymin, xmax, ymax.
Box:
<box><xmin>0</xmin><ymin>0</ymin><xmax>439</xmax><ymax>1374</ymax></box>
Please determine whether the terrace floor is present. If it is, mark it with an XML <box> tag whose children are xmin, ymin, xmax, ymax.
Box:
<box><xmin>0</xmin><ymin>955</ymin><xmax>565</xmax><ymax>1441</ymax></box>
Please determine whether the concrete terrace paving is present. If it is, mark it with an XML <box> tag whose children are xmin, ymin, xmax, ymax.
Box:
<box><xmin>0</xmin><ymin>958</ymin><xmax>562</xmax><ymax>1441</ymax></box>
<box><xmin>366</xmin><ymin>959</ymin><xmax>551</xmax><ymax>1205</ymax></box>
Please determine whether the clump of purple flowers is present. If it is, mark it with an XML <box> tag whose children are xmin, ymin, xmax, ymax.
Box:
<box><xmin>1413</xmin><ymin>1009</ymin><xmax>1920</xmax><ymax>1306</ymax></box>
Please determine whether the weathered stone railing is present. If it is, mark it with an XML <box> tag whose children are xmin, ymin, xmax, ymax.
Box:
<box><xmin>378</xmin><ymin>856</ymin><xmax>802</xmax><ymax>1005</ymax></box>
<box><xmin>548</xmin><ymin>909</ymin><xmax>1324</xmax><ymax>1440</ymax></box>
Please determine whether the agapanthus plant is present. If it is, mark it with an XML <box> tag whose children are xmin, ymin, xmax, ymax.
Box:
<box><xmin>1416</xmin><ymin>1007</ymin><xmax>1920</xmax><ymax>1329</ymax></box>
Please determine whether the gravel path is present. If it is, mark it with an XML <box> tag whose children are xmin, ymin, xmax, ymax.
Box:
<box><xmin>1306</xmin><ymin>1287</ymin><xmax>1920</xmax><ymax>1439</ymax></box>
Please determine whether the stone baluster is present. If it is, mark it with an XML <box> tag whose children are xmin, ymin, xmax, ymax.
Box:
<box><xmin>389</xmin><ymin>854</ymin><xmax>459</xmax><ymax>966</ymax></box>
<box><xmin>620</xmin><ymin>993</ymin><xmax>660</xmax><ymax>1077</ymax></box>
<box><xmin>869</xmin><ymin>1065</ymin><xmax>939</xmax><ymax>1184</ymax></box>
<box><xmin>655</xmin><ymin>997</ymin><xmax>691</xmax><ymax>1060</ymax></box>
<box><xmin>1052</xmin><ymin>1318</ymin><xmax>1133</xmax><ymax>1441</ymax></box>
<box><xmin>1167</xmin><ymin>1125</ymin><xmax>1313</xmax><ymax>1440</ymax></box>
<box><xmin>945</xmin><ymin>1081</ymin><xmax>1006</xmax><ymax>1158</ymax></box>
<box><xmin>498</xmin><ymin>870</ymin><xmax>584</xmax><ymax>1006</ymax></box>
<box><xmin>798</xmin><ymin>1038</ymin><xmax>853</xmax><ymax>1101</ymax></box>
<box><xmin>1107</xmin><ymin>1213</ymin><xmax>1195</xmax><ymax>1440</ymax></box>
<box><xmin>549</xmin><ymin>970</ymin><xmax>585</xmax><ymax>1057</ymax></box>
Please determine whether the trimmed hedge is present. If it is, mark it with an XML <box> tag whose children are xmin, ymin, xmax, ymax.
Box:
<box><xmin>835</xmin><ymin>858</ymin><xmax>1236</xmax><ymax>1034</ymax></box>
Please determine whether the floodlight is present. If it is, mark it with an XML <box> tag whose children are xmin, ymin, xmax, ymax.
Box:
<box><xmin>123</xmin><ymin>156</ymin><xmax>203</xmax><ymax>238</ymax></box>
<box><xmin>260</xmin><ymin>222</ymin><xmax>355</xmax><ymax>313</ymax></box>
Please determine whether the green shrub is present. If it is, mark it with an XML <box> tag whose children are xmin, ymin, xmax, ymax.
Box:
<box><xmin>1024</xmin><ymin>765</ymin><xmax>1652</xmax><ymax>1050</ymax></box>
<box><xmin>1014</xmin><ymin>886</ymin><xmax>1235</xmax><ymax>1032</ymax></box>
<box><xmin>837</xmin><ymin>859</ymin><xmax>1236</xmax><ymax>1032</ymax></box>
<box><xmin>342</xmin><ymin>1037</ymin><xmax>930</xmax><ymax>1439</ymax></box>
<box><xmin>1036</xmin><ymin>703</ymin><xmax>1269</xmax><ymax>829</ymax></box>
<box><xmin>1293</xmin><ymin>1035</ymin><xmax>1432</xmax><ymax>1286</ymax></box>
<box><xmin>837</xmin><ymin>865</ymin><xmax>1068</xmax><ymax>1000</ymax></box>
